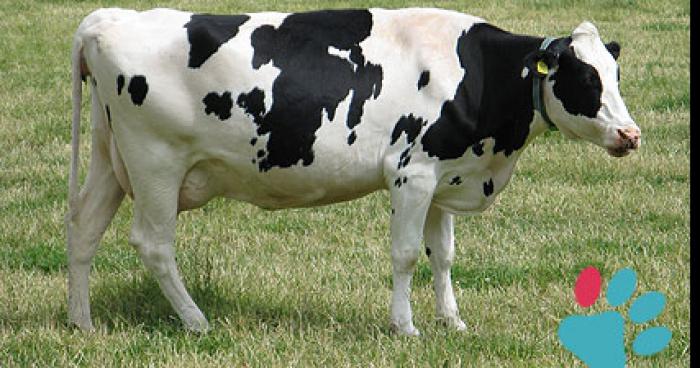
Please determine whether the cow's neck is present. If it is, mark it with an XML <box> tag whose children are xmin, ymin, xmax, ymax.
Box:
<box><xmin>421</xmin><ymin>23</ymin><xmax>548</xmax><ymax>161</ymax></box>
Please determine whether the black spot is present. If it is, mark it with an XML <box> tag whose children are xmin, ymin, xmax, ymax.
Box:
<box><xmin>391</xmin><ymin>208</ymin><xmax>395</xmax><ymax>215</ymax></box>
<box><xmin>417</xmin><ymin>70</ymin><xmax>430</xmax><ymax>90</ymax></box>
<box><xmin>394</xmin><ymin>178</ymin><xmax>402</xmax><ymax>187</ymax></box>
<box><xmin>237</xmin><ymin>88</ymin><xmax>266</xmax><ymax>126</ymax></box>
<box><xmin>390</xmin><ymin>114</ymin><xmax>425</xmax><ymax>145</ymax></box>
<box><xmin>421</xmin><ymin>24</ymin><xmax>567</xmax><ymax>159</ymax></box>
<box><xmin>184</xmin><ymin>14</ymin><xmax>250</xmax><ymax>68</ymax></box>
<box><xmin>483</xmin><ymin>178</ymin><xmax>494</xmax><ymax>196</ymax></box>
<box><xmin>397</xmin><ymin>148</ymin><xmax>412</xmax><ymax>169</ymax></box>
<box><xmin>249</xmin><ymin>10</ymin><xmax>382</xmax><ymax>172</ymax></box>
<box><xmin>257</xmin><ymin>149</ymin><xmax>266</xmax><ymax>158</ymax></box>
<box><xmin>116</xmin><ymin>74</ymin><xmax>125</xmax><ymax>95</ymax></box>
<box><xmin>449</xmin><ymin>176</ymin><xmax>462</xmax><ymax>186</ymax></box>
<box><xmin>550</xmin><ymin>48</ymin><xmax>603</xmax><ymax>118</ymax></box>
<box><xmin>346</xmin><ymin>45</ymin><xmax>383</xmax><ymax>130</ymax></box>
<box><xmin>605</xmin><ymin>41</ymin><xmax>621</xmax><ymax>60</ymax></box>
<box><xmin>397</xmin><ymin>153</ymin><xmax>412</xmax><ymax>169</ymax></box>
<box><xmin>252</xmin><ymin>159</ymin><xmax>256</xmax><ymax>164</ymax></box>
<box><xmin>472</xmin><ymin>141</ymin><xmax>484</xmax><ymax>156</ymax></box>
<box><xmin>250</xmin><ymin>137</ymin><xmax>258</xmax><ymax>146</ymax></box>
<box><xmin>347</xmin><ymin>131</ymin><xmax>357</xmax><ymax>145</ymax></box>
<box><xmin>105</xmin><ymin>105</ymin><xmax>111</xmax><ymax>123</ymax></box>
<box><xmin>203</xmin><ymin>91</ymin><xmax>233</xmax><ymax>120</ymax></box>
<box><xmin>425</xmin><ymin>247</ymin><xmax>431</xmax><ymax>257</ymax></box>
<box><xmin>127</xmin><ymin>75</ymin><xmax>148</xmax><ymax>106</ymax></box>
<box><xmin>402</xmin><ymin>177</ymin><xmax>407</xmax><ymax>184</ymax></box>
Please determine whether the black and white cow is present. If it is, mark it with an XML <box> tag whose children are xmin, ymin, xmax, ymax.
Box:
<box><xmin>67</xmin><ymin>7</ymin><xmax>640</xmax><ymax>335</ymax></box>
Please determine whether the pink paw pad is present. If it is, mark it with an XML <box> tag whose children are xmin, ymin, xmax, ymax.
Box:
<box><xmin>574</xmin><ymin>266</ymin><xmax>601</xmax><ymax>308</ymax></box>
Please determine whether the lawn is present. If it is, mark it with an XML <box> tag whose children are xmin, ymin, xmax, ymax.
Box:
<box><xmin>0</xmin><ymin>0</ymin><xmax>689</xmax><ymax>366</ymax></box>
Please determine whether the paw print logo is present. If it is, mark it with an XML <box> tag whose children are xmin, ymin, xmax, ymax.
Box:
<box><xmin>558</xmin><ymin>267</ymin><xmax>672</xmax><ymax>367</ymax></box>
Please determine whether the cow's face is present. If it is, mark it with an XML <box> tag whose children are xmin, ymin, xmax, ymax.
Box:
<box><xmin>539</xmin><ymin>22</ymin><xmax>640</xmax><ymax>157</ymax></box>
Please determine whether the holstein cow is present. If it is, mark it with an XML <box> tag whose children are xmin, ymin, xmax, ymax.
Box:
<box><xmin>68</xmin><ymin>7</ymin><xmax>640</xmax><ymax>335</ymax></box>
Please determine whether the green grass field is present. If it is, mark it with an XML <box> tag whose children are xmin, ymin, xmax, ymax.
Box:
<box><xmin>0</xmin><ymin>0</ymin><xmax>689</xmax><ymax>366</ymax></box>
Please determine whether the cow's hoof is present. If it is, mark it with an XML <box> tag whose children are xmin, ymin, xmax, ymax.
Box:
<box><xmin>390</xmin><ymin>322</ymin><xmax>421</xmax><ymax>337</ymax></box>
<box><xmin>454</xmin><ymin>320</ymin><xmax>467</xmax><ymax>331</ymax></box>
<box><xmin>449</xmin><ymin>319</ymin><xmax>467</xmax><ymax>331</ymax></box>
<box><xmin>183</xmin><ymin>318</ymin><xmax>210</xmax><ymax>333</ymax></box>
<box><xmin>438</xmin><ymin>316</ymin><xmax>467</xmax><ymax>331</ymax></box>
<box><xmin>68</xmin><ymin>318</ymin><xmax>95</xmax><ymax>332</ymax></box>
<box><xmin>181</xmin><ymin>308</ymin><xmax>209</xmax><ymax>333</ymax></box>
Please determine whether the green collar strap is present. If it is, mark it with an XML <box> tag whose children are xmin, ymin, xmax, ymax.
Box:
<box><xmin>533</xmin><ymin>37</ymin><xmax>558</xmax><ymax>131</ymax></box>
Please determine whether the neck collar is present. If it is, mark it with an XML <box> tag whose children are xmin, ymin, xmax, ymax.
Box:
<box><xmin>533</xmin><ymin>37</ymin><xmax>558</xmax><ymax>131</ymax></box>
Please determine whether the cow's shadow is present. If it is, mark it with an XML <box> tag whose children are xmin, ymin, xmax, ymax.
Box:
<box><xmin>89</xmin><ymin>273</ymin><xmax>387</xmax><ymax>337</ymax></box>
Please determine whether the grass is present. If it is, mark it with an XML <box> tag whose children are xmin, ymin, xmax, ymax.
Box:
<box><xmin>0</xmin><ymin>0</ymin><xmax>689</xmax><ymax>366</ymax></box>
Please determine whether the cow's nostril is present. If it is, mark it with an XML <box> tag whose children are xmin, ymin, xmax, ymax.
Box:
<box><xmin>618</xmin><ymin>127</ymin><xmax>640</xmax><ymax>142</ymax></box>
<box><xmin>616</xmin><ymin>127</ymin><xmax>641</xmax><ymax>150</ymax></box>
<box><xmin>617</xmin><ymin>128</ymin><xmax>628</xmax><ymax>139</ymax></box>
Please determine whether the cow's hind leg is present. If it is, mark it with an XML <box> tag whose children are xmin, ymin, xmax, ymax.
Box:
<box><xmin>67</xmin><ymin>95</ymin><xmax>125</xmax><ymax>330</ymax></box>
<box><xmin>423</xmin><ymin>205</ymin><xmax>466</xmax><ymax>330</ymax></box>
<box><xmin>126</xmin><ymin>162</ymin><xmax>209</xmax><ymax>332</ymax></box>
<box><xmin>67</xmin><ymin>161</ymin><xmax>124</xmax><ymax>330</ymax></box>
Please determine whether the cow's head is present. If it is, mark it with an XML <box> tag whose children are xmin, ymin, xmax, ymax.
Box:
<box><xmin>528</xmin><ymin>21</ymin><xmax>640</xmax><ymax>157</ymax></box>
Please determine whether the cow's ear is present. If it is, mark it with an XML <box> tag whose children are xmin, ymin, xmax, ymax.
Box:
<box><xmin>524</xmin><ymin>49</ymin><xmax>559</xmax><ymax>78</ymax></box>
<box><xmin>605</xmin><ymin>41</ymin><xmax>621</xmax><ymax>60</ymax></box>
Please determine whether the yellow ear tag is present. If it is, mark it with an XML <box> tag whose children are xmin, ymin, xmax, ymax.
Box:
<box><xmin>536</xmin><ymin>60</ymin><xmax>549</xmax><ymax>75</ymax></box>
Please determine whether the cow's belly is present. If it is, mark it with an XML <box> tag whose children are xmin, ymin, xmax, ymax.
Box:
<box><xmin>177</xmin><ymin>156</ymin><xmax>385</xmax><ymax>211</ymax></box>
<box><xmin>431</xmin><ymin>178</ymin><xmax>499</xmax><ymax>215</ymax></box>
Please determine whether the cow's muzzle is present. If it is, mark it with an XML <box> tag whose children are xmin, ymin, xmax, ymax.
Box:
<box><xmin>607</xmin><ymin>127</ymin><xmax>641</xmax><ymax>157</ymax></box>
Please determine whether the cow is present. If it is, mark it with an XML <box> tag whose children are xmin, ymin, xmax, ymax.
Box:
<box><xmin>67</xmin><ymin>7</ymin><xmax>640</xmax><ymax>336</ymax></box>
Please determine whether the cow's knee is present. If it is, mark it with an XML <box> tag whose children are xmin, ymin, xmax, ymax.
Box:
<box><xmin>428</xmin><ymin>247</ymin><xmax>454</xmax><ymax>269</ymax></box>
<box><xmin>392</xmin><ymin>246</ymin><xmax>422</xmax><ymax>273</ymax></box>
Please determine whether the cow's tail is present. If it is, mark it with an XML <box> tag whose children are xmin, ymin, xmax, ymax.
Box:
<box><xmin>68</xmin><ymin>35</ymin><xmax>84</xmax><ymax>218</ymax></box>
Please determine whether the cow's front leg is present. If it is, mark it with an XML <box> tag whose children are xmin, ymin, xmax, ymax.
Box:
<box><xmin>389</xmin><ymin>180</ymin><xmax>434</xmax><ymax>336</ymax></box>
<box><xmin>424</xmin><ymin>204</ymin><xmax>466</xmax><ymax>331</ymax></box>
